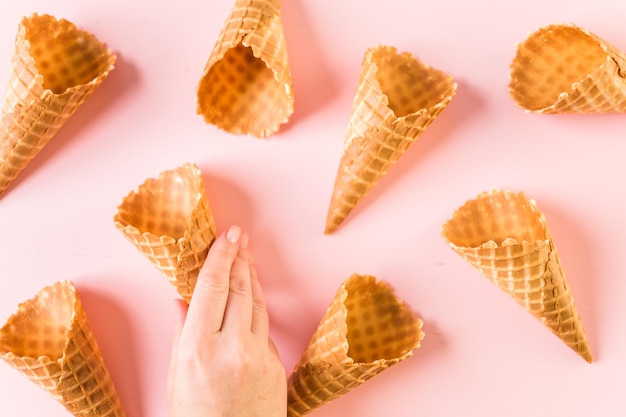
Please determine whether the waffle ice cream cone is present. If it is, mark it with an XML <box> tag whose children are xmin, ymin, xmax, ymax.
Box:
<box><xmin>0</xmin><ymin>281</ymin><xmax>125</xmax><ymax>416</ymax></box>
<box><xmin>287</xmin><ymin>273</ymin><xmax>424</xmax><ymax>417</ymax></box>
<box><xmin>509</xmin><ymin>23</ymin><xmax>626</xmax><ymax>113</ymax></box>
<box><xmin>196</xmin><ymin>0</ymin><xmax>293</xmax><ymax>138</ymax></box>
<box><xmin>325</xmin><ymin>45</ymin><xmax>456</xmax><ymax>234</ymax></box>
<box><xmin>441</xmin><ymin>189</ymin><xmax>592</xmax><ymax>362</ymax></box>
<box><xmin>0</xmin><ymin>13</ymin><xmax>116</xmax><ymax>195</ymax></box>
<box><xmin>114</xmin><ymin>163</ymin><xmax>217</xmax><ymax>304</ymax></box>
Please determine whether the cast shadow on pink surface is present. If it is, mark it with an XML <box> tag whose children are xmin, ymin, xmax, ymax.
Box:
<box><xmin>75</xmin><ymin>284</ymin><xmax>145</xmax><ymax>417</ymax></box>
<box><xmin>533</xmin><ymin>198</ymin><xmax>599</xmax><ymax>361</ymax></box>
<box><xmin>280</xmin><ymin>0</ymin><xmax>337</xmax><ymax>130</ymax></box>
<box><xmin>333</xmin><ymin>80</ymin><xmax>485</xmax><ymax>233</ymax></box>
<box><xmin>1</xmin><ymin>53</ymin><xmax>139</xmax><ymax>198</ymax></box>
<box><xmin>199</xmin><ymin>168</ymin><xmax>256</xmax><ymax>234</ymax></box>
<box><xmin>417</xmin><ymin>317</ymin><xmax>447</xmax><ymax>360</ymax></box>
<box><xmin>251</xmin><ymin>235</ymin><xmax>323</xmax><ymax>372</ymax></box>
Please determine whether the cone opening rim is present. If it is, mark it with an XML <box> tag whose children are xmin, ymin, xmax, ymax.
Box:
<box><xmin>197</xmin><ymin>43</ymin><xmax>292</xmax><ymax>137</ymax></box>
<box><xmin>113</xmin><ymin>164</ymin><xmax>206</xmax><ymax>240</ymax></box>
<box><xmin>20</xmin><ymin>13</ymin><xmax>116</xmax><ymax>95</ymax></box>
<box><xmin>367</xmin><ymin>45</ymin><xmax>457</xmax><ymax>119</ymax></box>
<box><xmin>344</xmin><ymin>274</ymin><xmax>423</xmax><ymax>363</ymax></box>
<box><xmin>0</xmin><ymin>281</ymin><xmax>76</xmax><ymax>362</ymax></box>
<box><xmin>509</xmin><ymin>23</ymin><xmax>609</xmax><ymax>111</ymax></box>
<box><xmin>441</xmin><ymin>190</ymin><xmax>548</xmax><ymax>248</ymax></box>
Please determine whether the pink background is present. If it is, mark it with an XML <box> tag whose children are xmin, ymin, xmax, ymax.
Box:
<box><xmin>1</xmin><ymin>0</ymin><xmax>625</xmax><ymax>416</ymax></box>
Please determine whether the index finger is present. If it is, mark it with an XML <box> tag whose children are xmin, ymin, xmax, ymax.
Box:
<box><xmin>183</xmin><ymin>226</ymin><xmax>242</xmax><ymax>337</ymax></box>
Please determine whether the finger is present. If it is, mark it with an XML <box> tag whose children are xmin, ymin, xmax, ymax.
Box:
<box><xmin>171</xmin><ymin>299</ymin><xmax>188</xmax><ymax>347</ymax></box>
<box><xmin>221</xmin><ymin>232</ymin><xmax>254</xmax><ymax>332</ymax></box>
<box><xmin>167</xmin><ymin>299</ymin><xmax>188</xmax><ymax>396</ymax></box>
<box><xmin>185</xmin><ymin>226</ymin><xmax>241</xmax><ymax>336</ymax></box>
<box><xmin>250</xmin><ymin>262</ymin><xmax>270</xmax><ymax>337</ymax></box>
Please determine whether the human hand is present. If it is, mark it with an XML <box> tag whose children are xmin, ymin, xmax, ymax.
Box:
<box><xmin>167</xmin><ymin>226</ymin><xmax>287</xmax><ymax>417</ymax></box>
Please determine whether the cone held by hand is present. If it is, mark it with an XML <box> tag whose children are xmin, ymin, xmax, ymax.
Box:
<box><xmin>287</xmin><ymin>273</ymin><xmax>424</xmax><ymax>417</ymax></box>
<box><xmin>510</xmin><ymin>23</ymin><xmax>626</xmax><ymax>113</ymax></box>
<box><xmin>0</xmin><ymin>13</ymin><xmax>116</xmax><ymax>196</ymax></box>
<box><xmin>196</xmin><ymin>0</ymin><xmax>294</xmax><ymax>137</ymax></box>
<box><xmin>325</xmin><ymin>45</ymin><xmax>456</xmax><ymax>234</ymax></box>
<box><xmin>441</xmin><ymin>189</ymin><xmax>592</xmax><ymax>362</ymax></box>
<box><xmin>114</xmin><ymin>163</ymin><xmax>217</xmax><ymax>303</ymax></box>
<box><xmin>0</xmin><ymin>281</ymin><xmax>126</xmax><ymax>416</ymax></box>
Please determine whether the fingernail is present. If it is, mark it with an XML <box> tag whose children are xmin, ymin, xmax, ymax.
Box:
<box><xmin>240</xmin><ymin>233</ymin><xmax>249</xmax><ymax>249</ymax></box>
<box><xmin>226</xmin><ymin>226</ymin><xmax>241</xmax><ymax>243</ymax></box>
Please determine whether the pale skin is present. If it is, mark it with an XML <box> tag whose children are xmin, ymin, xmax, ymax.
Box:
<box><xmin>168</xmin><ymin>226</ymin><xmax>287</xmax><ymax>417</ymax></box>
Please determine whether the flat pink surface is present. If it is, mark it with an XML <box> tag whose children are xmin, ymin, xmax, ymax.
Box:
<box><xmin>1</xmin><ymin>0</ymin><xmax>625</xmax><ymax>416</ymax></box>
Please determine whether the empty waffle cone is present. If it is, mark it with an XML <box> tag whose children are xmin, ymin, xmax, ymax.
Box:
<box><xmin>441</xmin><ymin>189</ymin><xmax>592</xmax><ymax>362</ymax></box>
<box><xmin>325</xmin><ymin>45</ymin><xmax>456</xmax><ymax>234</ymax></box>
<box><xmin>114</xmin><ymin>163</ymin><xmax>217</xmax><ymax>303</ymax></box>
<box><xmin>0</xmin><ymin>13</ymin><xmax>116</xmax><ymax>195</ymax></box>
<box><xmin>509</xmin><ymin>23</ymin><xmax>626</xmax><ymax>113</ymax></box>
<box><xmin>0</xmin><ymin>281</ymin><xmax>126</xmax><ymax>416</ymax></box>
<box><xmin>196</xmin><ymin>0</ymin><xmax>294</xmax><ymax>137</ymax></box>
<box><xmin>287</xmin><ymin>273</ymin><xmax>424</xmax><ymax>417</ymax></box>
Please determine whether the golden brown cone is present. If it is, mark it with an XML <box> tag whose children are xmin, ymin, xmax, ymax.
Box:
<box><xmin>113</xmin><ymin>163</ymin><xmax>217</xmax><ymax>304</ymax></box>
<box><xmin>0</xmin><ymin>281</ymin><xmax>126</xmax><ymax>416</ymax></box>
<box><xmin>441</xmin><ymin>189</ymin><xmax>592</xmax><ymax>362</ymax></box>
<box><xmin>287</xmin><ymin>273</ymin><xmax>424</xmax><ymax>417</ymax></box>
<box><xmin>325</xmin><ymin>45</ymin><xmax>456</xmax><ymax>234</ymax></box>
<box><xmin>509</xmin><ymin>23</ymin><xmax>626</xmax><ymax>113</ymax></box>
<box><xmin>196</xmin><ymin>0</ymin><xmax>294</xmax><ymax>138</ymax></box>
<box><xmin>0</xmin><ymin>13</ymin><xmax>116</xmax><ymax>195</ymax></box>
